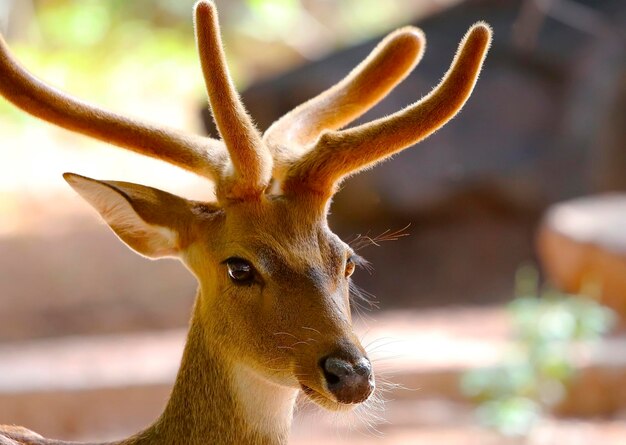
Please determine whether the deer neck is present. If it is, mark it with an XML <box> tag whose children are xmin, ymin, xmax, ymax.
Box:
<box><xmin>123</xmin><ymin>291</ymin><xmax>298</xmax><ymax>445</ymax></box>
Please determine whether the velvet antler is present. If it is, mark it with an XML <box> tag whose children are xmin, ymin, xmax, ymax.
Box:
<box><xmin>0</xmin><ymin>0</ymin><xmax>491</xmax><ymax>204</ymax></box>
<box><xmin>0</xmin><ymin>33</ymin><xmax>227</xmax><ymax>181</ymax></box>
<box><xmin>263</xmin><ymin>26</ymin><xmax>426</xmax><ymax>180</ymax></box>
<box><xmin>0</xmin><ymin>0</ymin><xmax>275</xmax><ymax>202</ymax></box>
<box><xmin>281</xmin><ymin>22</ymin><xmax>492</xmax><ymax>197</ymax></box>
<box><xmin>194</xmin><ymin>1</ymin><xmax>272</xmax><ymax>200</ymax></box>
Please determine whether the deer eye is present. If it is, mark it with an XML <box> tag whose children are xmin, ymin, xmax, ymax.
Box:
<box><xmin>226</xmin><ymin>258</ymin><xmax>255</xmax><ymax>284</ymax></box>
<box><xmin>345</xmin><ymin>257</ymin><xmax>356</xmax><ymax>278</ymax></box>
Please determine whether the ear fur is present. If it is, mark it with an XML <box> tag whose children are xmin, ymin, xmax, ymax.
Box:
<box><xmin>63</xmin><ymin>173</ymin><xmax>195</xmax><ymax>259</ymax></box>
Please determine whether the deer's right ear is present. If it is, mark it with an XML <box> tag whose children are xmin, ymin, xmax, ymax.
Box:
<box><xmin>63</xmin><ymin>173</ymin><xmax>196</xmax><ymax>259</ymax></box>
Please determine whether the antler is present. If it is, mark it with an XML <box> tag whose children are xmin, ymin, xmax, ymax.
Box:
<box><xmin>0</xmin><ymin>0</ymin><xmax>490</xmax><ymax>204</ymax></box>
<box><xmin>0</xmin><ymin>0</ymin><xmax>275</xmax><ymax>201</ymax></box>
<box><xmin>282</xmin><ymin>22</ymin><xmax>492</xmax><ymax>197</ymax></box>
<box><xmin>194</xmin><ymin>1</ymin><xmax>272</xmax><ymax>200</ymax></box>
<box><xmin>263</xmin><ymin>26</ymin><xmax>426</xmax><ymax>179</ymax></box>
<box><xmin>0</xmin><ymin>35</ymin><xmax>227</xmax><ymax>181</ymax></box>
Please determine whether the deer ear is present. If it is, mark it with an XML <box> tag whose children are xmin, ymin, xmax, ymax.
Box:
<box><xmin>63</xmin><ymin>173</ymin><xmax>195</xmax><ymax>259</ymax></box>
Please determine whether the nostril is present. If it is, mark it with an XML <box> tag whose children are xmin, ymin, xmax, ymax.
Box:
<box><xmin>353</xmin><ymin>358</ymin><xmax>372</xmax><ymax>377</ymax></box>
<box><xmin>324</xmin><ymin>369</ymin><xmax>341</xmax><ymax>386</ymax></box>
<box><xmin>321</xmin><ymin>357</ymin><xmax>351</xmax><ymax>386</ymax></box>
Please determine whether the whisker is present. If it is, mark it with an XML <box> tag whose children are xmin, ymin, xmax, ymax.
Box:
<box><xmin>370</xmin><ymin>354</ymin><xmax>404</xmax><ymax>362</ymax></box>
<box><xmin>301</xmin><ymin>326</ymin><xmax>321</xmax><ymax>335</ymax></box>
<box><xmin>363</xmin><ymin>336</ymin><xmax>402</xmax><ymax>351</ymax></box>
<box><xmin>349</xmin><ymin>224</ymin><xmax>412</xmax><ymax>252</ymax></box>
<box><xmin>273</xmin><ymin>331</ymin><xmax>299</xmax><ymax>340</ymax></box>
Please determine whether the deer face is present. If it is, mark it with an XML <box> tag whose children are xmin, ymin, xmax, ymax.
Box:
<box><xmin>186</xmin><ymin>198</ymin><xmax>374</xmax><ymax>408</ymax></box>
<box><xmin>0</xmin><ymin>0</ymin><xmax>491</xmax><ymax>416</ymax></box>
<box><xmin>63</xmin><ymin>172</ymin><xmax>374</xmax><ymax>408</ymax></box>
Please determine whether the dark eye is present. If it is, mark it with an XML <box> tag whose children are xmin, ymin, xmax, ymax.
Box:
<box><xmin>345</xmin><ymin>257</ymin><xmax>356</xmax><ymax>278</ymax></box>
<box><xmin>226</xmin><ymin>258</ymin><xmax>255</xmax><ymax>284</ymax></box>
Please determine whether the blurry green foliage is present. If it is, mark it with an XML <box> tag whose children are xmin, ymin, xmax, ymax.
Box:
<box><xmin>461</xmin><ymin>265</ymin><xmax>616</xmax><ymax>436</ymax></box>
<box><xmin>37</xmin><ymin>0</ymin><xmax>111</xmax><ymax>47</ymax></box>
<box><xmin>241</xmin><ymin>0</ymin><xmax>401</xmax><ymax>42</ymax></box>
<box><xmin>246</xmin><ymin>0</ymin><xmax>300</xmax><ymax>23</ymax></box>
<box><xmin>0</xmin><ymin>0</ymin><xmax>201</xmax><ymax>123</ymax></box>
<box><xmin>30</xmin><ymin>0</ymin><xmax>200</xmax><ymax>49</ymax></box>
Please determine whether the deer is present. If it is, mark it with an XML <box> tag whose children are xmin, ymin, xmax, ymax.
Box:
<box><xmin>0</xmin><ymin>1</ymin><xmax>491</xmax><ymax>444</ymax></box>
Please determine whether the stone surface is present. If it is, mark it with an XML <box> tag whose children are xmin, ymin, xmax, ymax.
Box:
<box><xmin>538</xmin><ymin>194</ymin><xmax>626</xmax><ymax>320</ymax></box>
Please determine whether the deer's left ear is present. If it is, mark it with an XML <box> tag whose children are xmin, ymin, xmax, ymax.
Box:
<box><xmin>63</xmin><ymin>173</ymin><xmax>196</xmax><ymax>259</ymax></box>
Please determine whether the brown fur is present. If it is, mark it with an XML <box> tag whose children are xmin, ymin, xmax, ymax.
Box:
<box><xmin>264</xmin><ymin>26</ymin><xmax>426</xmax><ymax>179</ymax></box>
<box><xmin>282</xmin><ymin>23</ymin><xmax>492</xmax><ymax>197</ymax></box>
<box><xmin>194</xmin><ymin>3</ymin><xmax>273</xmax><ymax>200</ymax></box>
<box><xmin>0</xmin><ymin>34</ymin><xmax>227</xmax><ymax>181</ymax></box>
<box><xmin>0</xmin><ymin>1</ymin><xmax>492</xmax><ymax>444</ymax></box>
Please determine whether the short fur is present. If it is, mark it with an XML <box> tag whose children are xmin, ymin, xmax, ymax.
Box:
<box><xmin>0</xmin><ymin>1</ymin><xmax>491</xmax><ymax>444</ymax></box>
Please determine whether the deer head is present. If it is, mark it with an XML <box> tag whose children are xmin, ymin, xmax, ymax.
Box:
<box><xmin>0</xmin><ymin>1</ymin><xmax>491</xmax><ymax>443</ymax></box>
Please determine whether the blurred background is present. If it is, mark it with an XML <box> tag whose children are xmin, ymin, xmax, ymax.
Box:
<box><xmin>0</xmin><ymin>0</ymin><xmax>625</xmax><ymax>443</ymax></box>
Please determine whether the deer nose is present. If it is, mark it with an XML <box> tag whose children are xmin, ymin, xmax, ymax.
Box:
<box><xmin>321</xmin><ymin>356</ymin><xmax>374</xmax><ymax>404</ymax></box>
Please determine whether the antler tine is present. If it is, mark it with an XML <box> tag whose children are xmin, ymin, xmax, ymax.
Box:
<box><xmin>194</xmin><ymin>1</ymin><xmax>272</xmax><ymax>200</ymax></box>
<box><xmin>263</xmin><ymin>26</ymin><xmax>426</xmax><ymax>179</ymax></box>
<box><xmin>283</xmin><ymin>23</ymin><xmax>492</xmax><ymax>197</ymax></box>
<box><xmin>0</xmin><ymin>35</ymin><xmax>227</xmax><ymax>181</ymax></box>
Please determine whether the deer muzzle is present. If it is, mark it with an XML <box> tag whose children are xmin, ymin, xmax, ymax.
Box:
<box><xmin>320</xmin><ymin>355</ymin><xmax>374</xmax><ymax>404</ymax></box>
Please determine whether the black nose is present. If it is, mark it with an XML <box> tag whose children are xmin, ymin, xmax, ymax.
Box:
<box><xmin>321</xmin><ymin>356</ymin><xmax>374</xmax><ymax>404</ymax></box>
